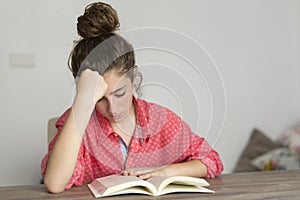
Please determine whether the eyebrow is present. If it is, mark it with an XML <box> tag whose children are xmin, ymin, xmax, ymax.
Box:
<box><xmin>111</xmin><ymin>85</ymin><xmax>127</xmax><ymax>95</ymax></box>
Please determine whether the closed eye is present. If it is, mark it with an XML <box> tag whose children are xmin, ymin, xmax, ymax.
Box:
<box><xmin>97</xmin><ymin>91</ymin><xmax>125</xmax><ymax>102</ymax></box>
<box><xmin>114</xmin><ymin>92</ymin><xmax>126</xmax><ymax>98</ymax></box>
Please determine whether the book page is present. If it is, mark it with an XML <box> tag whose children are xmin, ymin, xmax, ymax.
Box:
<box><xmin>158</xmin><ymin>184</ymin><xmax>214</xmax><ymax>196</ymax></box>
<box><xmin>105</xmin><ymin>186</ymin><xmax>153</xmax><ymax>196</ymax></box>
<box><xmin>88</xmin><ymin>174</ymin><xmax>157</xmax><ymax>197</ymax></box>
<box><xmin>147</xmin><ymin>176</ymin><xmax>212</xmax><ymax>195</ymax></box>
<box><xmin>95</xmin><ymin>174</ymin><xmax>140</xmax><ymax>187</ymax></box>
<box><xmin>146</xmin><ymin>176</ymin><xmax>170</xmax><ymax>190</ymax></box>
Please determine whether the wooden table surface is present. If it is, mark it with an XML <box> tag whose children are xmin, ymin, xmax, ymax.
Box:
<box><xmin>1</xmin><ymin>170</ymin><xmax>299</xmax><ymax>200</ymax></box>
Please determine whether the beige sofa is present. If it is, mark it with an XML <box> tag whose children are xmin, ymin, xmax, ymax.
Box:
<box><xmin>47</xmin><ymin>117</ymin><xmax>59</xmax><ymax>145</ymax></box>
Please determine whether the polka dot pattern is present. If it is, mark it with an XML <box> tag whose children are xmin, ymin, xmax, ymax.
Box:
<box><xmin>41</xmin><ymin>97</ymin><xmax>223</xmax><ymax>189</ymax></box>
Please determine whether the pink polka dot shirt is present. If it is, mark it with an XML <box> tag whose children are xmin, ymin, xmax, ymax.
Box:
<box><xmin>41</xmin><ymin>97</ymin><xmax>223</xmax><ymax>189</ymax></box>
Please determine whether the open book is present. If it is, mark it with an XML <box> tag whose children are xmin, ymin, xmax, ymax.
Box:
<box><xmin>87</xmin><ymin>174</ymin><xmax>214</xmax><ymax>198</ymax></box>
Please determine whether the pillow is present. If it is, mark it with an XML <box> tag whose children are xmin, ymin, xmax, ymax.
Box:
<box><xmin>277</xmin><ymin>126</ymin><xmax>300</xmax><ymax>154</ymax></box>
<box><xmin>233</xmin><ymin>128</ymin><xmax>282</xmax><ymax>172</ymax></box>
<box><xmin>251</xmin><ymin>147</ymin><xmax>300</xmax><ymax>170</ymax></box>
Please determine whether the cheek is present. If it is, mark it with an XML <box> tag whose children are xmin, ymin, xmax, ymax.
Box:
<box><xmin>115</xmin><ymin>90</ymin><xmax>133</xmax><ymax>106</ymax></box>
<box><xmin>123</xmin><ymin>92</ymin><xmax>133</xmax><ymax>106</ymax></box>
<box><xmin>95</xmin><ymin>101</ymin><xmax>107</xmax><ymax>114</ymax></box>
<box><xmin>113</xmin><ymin>96</ymin><xmax>131</xmax><ymax>108</ymax></box>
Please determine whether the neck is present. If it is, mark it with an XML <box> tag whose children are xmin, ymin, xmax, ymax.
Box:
<box><xmin>111</xmin><ymin>102</ymin><xmax>136</xmax><ymax>136</ymax></box>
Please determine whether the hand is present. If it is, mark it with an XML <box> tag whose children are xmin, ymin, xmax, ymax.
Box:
<box><xmin>121</xmin><ymin>166</ymin><xmax>168</xmax><ymax>179</ymax></box>
<box><xmin>75</xmin><ymin>69</ymin><xmax>107</xmax><ymax>105</ymax></box>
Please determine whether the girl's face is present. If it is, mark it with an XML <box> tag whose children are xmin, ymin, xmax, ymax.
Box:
<box><xmin>95</xmin><ymin>70</ymin><xmax>134</xmax><ymax>123</ymax></box>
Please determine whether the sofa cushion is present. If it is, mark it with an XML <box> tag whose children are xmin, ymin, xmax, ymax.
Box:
<box><xmin>233</xmin><ymin>128</ymin><xmax>282</xmax><ymax>172</ymax></box>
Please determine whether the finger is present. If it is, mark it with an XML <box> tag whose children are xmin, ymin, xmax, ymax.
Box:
<box><xmin>121</xmin><ymin>171</ymin><xmax>129</xmax><ymax>176</ymax></box>
<box><xmin>122</xmin><ymin>168</ymin><xmax>152</xmax><ymax>176</ymax></box>
<box><xmin>138</xmin><ymin>173</ymin><xmax>151</xmax><ymax>180</ymax></box>
<box><xmin>130</xmin><ymin>170</ymin><xmax>148</xmax><ymax>176</ymax></box>
<box><xmin>128</xmin><ymin>171</ymin><xmax>138</xmax><ymax>176</ymax></box>
<box><xmin>94</xmin><ymin>76</ymin><xmax>107</xmax><ymax>102</ymax></box>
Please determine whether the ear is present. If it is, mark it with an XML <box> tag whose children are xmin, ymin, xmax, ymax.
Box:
<box><xmin>129</xmin><ymin>66</ymin><xmax>138</xmax><ymax>84</ymax></box>
<box><xmin>132</xmin><ymin>65</ymin><xmax>138</xmax><ymax>79</ymax></box>
<box><xmin>131</xmin><ymin>66</ymin><xmax>143</xmax><ymax>97</ymax></box>
<box><xmin>132</xmin><ymin>66</ymin><xmax>139</xmax><ymax>89</ymax></box>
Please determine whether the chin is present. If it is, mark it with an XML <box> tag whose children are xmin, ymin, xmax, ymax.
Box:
<box><xmin>108</xmin><ymin>116</ymin><xmax>124</xmax><ymax>123</ymax></box>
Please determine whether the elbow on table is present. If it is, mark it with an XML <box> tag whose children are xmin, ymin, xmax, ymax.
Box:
<box><xmin>43</xmin><ymin>176</ymin><xmax>66</xmax><ymax>194</ymax></box>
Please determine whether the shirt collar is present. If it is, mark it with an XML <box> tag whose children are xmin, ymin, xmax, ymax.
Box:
<box><xmin>95</xmin><ymin>110</ymin><xmax>114</xmax><ymax>137</ymax></box>
<box><xmin>132</xmin><ymin>95</ymin><xmax>148</xmax><ymax>127</ymax></box>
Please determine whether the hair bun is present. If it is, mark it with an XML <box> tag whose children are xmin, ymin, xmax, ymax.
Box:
<box><xmin>77</xmin><ymin>2</ymin><xmax>120</xmax><ymax>38</ymax></box>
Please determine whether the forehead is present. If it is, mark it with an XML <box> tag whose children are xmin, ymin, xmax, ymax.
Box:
<box><xmin>103</xmin><ymin>70</ymin><xmax>131</xmax><ymax>91</ymax></box>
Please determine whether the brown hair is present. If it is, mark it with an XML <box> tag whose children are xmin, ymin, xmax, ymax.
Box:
<box><xmin>68</xmin><ymin>2</ymin><xmax>142</xmax><ymax>95</ymax></box>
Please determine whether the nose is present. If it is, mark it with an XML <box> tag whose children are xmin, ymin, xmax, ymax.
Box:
<box><xmin>107</xmin><ymin>97</ymin><xmax>117</xmax><ymax>114</ymax></box>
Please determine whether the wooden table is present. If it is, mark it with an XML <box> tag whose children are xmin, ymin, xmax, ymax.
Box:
<box><xmin>1</xmin><ymin>170</ymin><xmax>299</xmax><ymax>200</ymax></box>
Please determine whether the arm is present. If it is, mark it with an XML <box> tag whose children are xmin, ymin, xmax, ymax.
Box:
<box><xmin>122</xmin><ymin>104</ymin><xmax>223</xmax><ymax>180</ymax></box>
<box><xmin>162</xmin><ymin>160</ymin><xmax>208</xmax><ymax>177</ymax></box>
<box><xmin>122</xmin><ymin>131</ymin><xmax>223</xmax><ymax>179</ymax></box>
<box><xmin>121</xmin><ymin>160</ymin><xmax>208</xmax><ymax>179</ymax></box>
<box><xmin>43</xmin><ymin>69</ymin><xmax>107</xmax><ymax>193</ymax></box>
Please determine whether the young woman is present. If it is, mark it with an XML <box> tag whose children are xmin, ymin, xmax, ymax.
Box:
<box><xmin>41</xmin><ymin>2</ymin><xmax>223</xmax><ymax>193</ymax></box>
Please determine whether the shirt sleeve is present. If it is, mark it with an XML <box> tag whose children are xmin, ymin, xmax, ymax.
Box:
<box><xmin>164</xmin><ymin>107</ymin><xmax>224</xmax><ymax>178</ymax></box>
<box><xmin>187</xmin><ymin>136</ymin><xmax>224</xmax><ymax>178</ymax></box>
<box><xmin>40</xmin><ymin>109</ymin><xmax>86</xmax><ymax>189</ymax></box>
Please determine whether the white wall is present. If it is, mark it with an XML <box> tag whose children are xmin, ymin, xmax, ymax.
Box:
<box><xmin>0</xmin><ymin>0</ymin><xmax>299</xmax><ymax>186</ymax></box>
